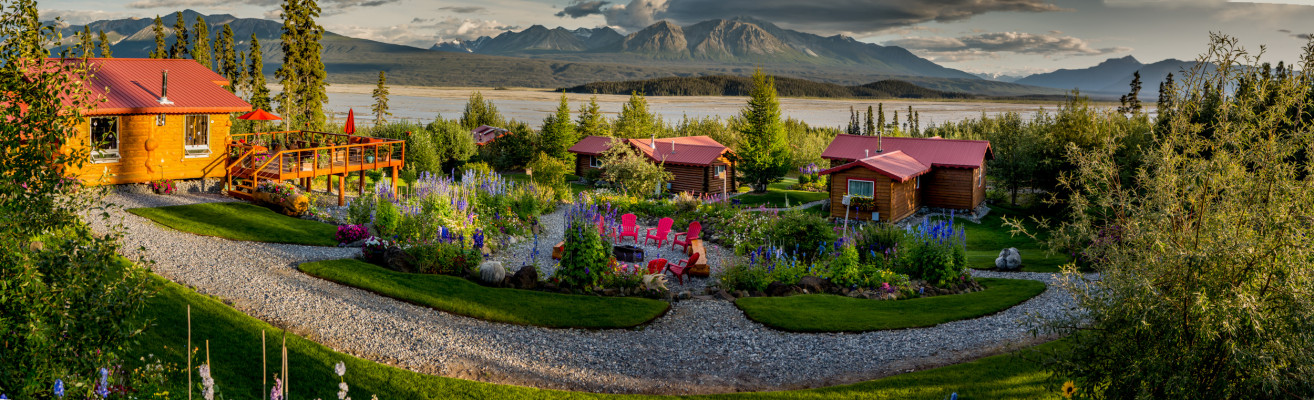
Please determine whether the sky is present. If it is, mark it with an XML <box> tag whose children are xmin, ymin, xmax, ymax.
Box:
<box><xmin>40</xmin><ymin>0</ymin><xmax>1314</xmax><ymax>76</ymax></box>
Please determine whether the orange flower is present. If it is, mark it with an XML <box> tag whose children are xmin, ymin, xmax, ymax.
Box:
<box><xmin>1061</xmin><ymin>381</ymin><xmax>1076</xmax><ymax>399</ymax></box>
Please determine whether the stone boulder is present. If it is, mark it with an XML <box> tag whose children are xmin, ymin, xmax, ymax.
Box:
<box><xmin>765</xmin><ymin>282</ymin><xmax>801</xmax><ymax>297</ymax></box>
<box><xmin>798</xmin><ymin>276</ymin><xmax>837</xmax><ymax>294</ymax></box>
<box><xmin>510</xmin><ymin>265</ymin><xmax>539</xmax><ymax>289</ymax></box>
<box><xmin>995</xmin><ymin>247</ymin><xmax>1022</xmax><ymax>271</ymax></box>
<box><xmin>478</xmin><ymin>261</ymin><xmax>506</xmax><ymax>284</ymax></box>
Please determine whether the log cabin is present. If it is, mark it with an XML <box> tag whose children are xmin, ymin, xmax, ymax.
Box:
<box><xmin>820</xmin><ymin>134</ymin><xmax>992</xmax><ymax>223</ymax></box>
<box><xmin>568</xmin><ymin>135</ymin><xmax>737</xmax><ymax>195</ymax></box>
<box><xmin>61</xmin><ymin>58</ymin><xmax>251</xmax><ymax>184</ymax></box>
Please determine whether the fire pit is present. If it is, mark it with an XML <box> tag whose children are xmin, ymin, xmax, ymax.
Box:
<box><xmin>613</xmin><ymin>244</ymin><xmax>645</xmax><ymax>263</ymax></box>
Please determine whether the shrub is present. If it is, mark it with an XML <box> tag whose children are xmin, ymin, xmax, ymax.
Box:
<box><xmin>527</xmin><ymin>152</ymin><xmax>570</xmax><ymax>200</ymax></box>
<box><xmin>852</xmin><ymin>223</ymin><xmax>904</xmax><ymax>264</ymax></box>
<box><xmin>767</xmin><ymin>212</ymin><xmax>838</xmax><ymax>261</ymax></box>
<box><xmin>582</xmin><ymin>168</ymin><xmax>604</xmax><ymax>184</ymax></box>
<box><xmin>345</xmin><ymin>194</ymin><xmax>376</xmax><ymax>225</ymax></box>
<box><xmin>557</xmin><ymin>202</ymin><xmax>611</xmax><ymax>288</ymax></box>
<box><xmin>373</xmin><ymin>199</ymin><xmax>401</xmax><ymax>238</ymax></box>
<box><xmin>335</xmin><ymin>224</ymin><xmax>369</xmax><ymax>244</ymax></box>
<box><xmin>407</xmin><ymin>242</ymin><xmax>481</xmax><ymax>276</ymax></box>
<box><xmin>900</xmin><ymin>218</ymin><xmax>968</xmax><ymax>287</ymax></box>
<box><xmin>462</xmin><ymin>161</ymin><xmax>493</xmax><ymax>177</ymax></box>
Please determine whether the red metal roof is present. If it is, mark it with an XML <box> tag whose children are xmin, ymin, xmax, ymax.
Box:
<box><xmin>58</xmin><ymin>58</ymin><xmax>251</xmax><ymax>116</ymax></box>
<box><xmin>821</xmin><ymin>134</ymin><xmax>992</xmax><ymax>169</ymax></box>
<box><xmin>568</xmin><ymin>135</ymin><xmax>732</xmax><ymax>166</ymax></box>
<box><xmin>472</xmin><ymin>125</ymin><xmax>510</xmax><ymax>145</ymax></box>
<box><xmin>819</xmin><ymin>150</ymin><xmax>930</xmax><ymax>182</ymax></box>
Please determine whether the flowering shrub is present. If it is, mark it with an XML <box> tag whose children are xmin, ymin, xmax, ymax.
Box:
<box><xmin>407</xmin><ymin>241</ymin><xmax>482</xmax><ymax>276</ymax></box>
<box><xmin>257</xmin><ymin>180</ymin><xmax>301</xmax><ymax>205</ymax></box>
<box><xmin>336</xmin><ymin>224</ymin><xmax>370</xmax><ymax>244</ymax></box>
<box><xmin>901</xmin><ymin>217</ymin><xmax>968</xmax><ymax>287</ymax></box>
<box><xmin>149</xmin><ymin>179</ymin><xmax>175</xmax><ymax>195</ymax></box>
<box><xmin>556</xmin><ymin>201</ymin><xmax>611</xmax><ymax>288</ymax></box>
<box><xmin>361</xmin><ymin>236</ymin><xmax>398</xmax><ymax>264</ymax></box>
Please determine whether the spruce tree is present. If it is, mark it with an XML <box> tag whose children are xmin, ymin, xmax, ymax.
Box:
<box><xmin>276</xmin><ymin>0</ymin><xmax>328</xmax><ymax>130</ymax></box>
<box><xmin>913</xmin><ymin>111</ymin><xmax>921</xmax><ymax>137</ymax></box>
<box><xmin>79</xmin><ymin>26</ymin><xmax>94</xmax><ymax>58</ymax></box>
<box><xmin>191</xmin><ymin>16</ymin><xmax>210</xmax><ymax>69</ymax></box>
<box><xmin>215</xmin><ymin>25</ymin><xmax>238</xmax><ymax>92</ymax></box>
<box><xmin>1119</xmin><ymin>71</ymin><xmax>1144</xmax><ymax>114</ymax></box>
<box><xmin>248</xmin><ymin>34</ymin><xmax>271</xmax><ymax>111</ymax></box>
<box><xmin>738</xmin><ymin>69</ymin><xmax>790</xmax><ymax>193</ymax></box>
<box><xmin>372</xmin><ymin>71</ymin><xmax>391</xmax><ymax>125</ymax></box>
<box><xmin>877</xmin><ymin>103</ymin><xmax>885</xmax><ymax>134</ymax></box>
<box><xmin>892</xmin><ymin>111</ymin><xmax>899</xmax><ymax>133</ymax></box>
<box><xmin>847</xmin><ymin>106</ymin><xmax>857</xmax><ymax>134</ymax></box>
<box><xmin>865</xmin><ymin>105</ymin><xmax>875</xmax><ymax>136</ymax></box>
<box><xmin>168</xmin><ymin>12</ymin><xmax>189</xmax><ymax>59</ymax></box>
<box><xmin>459</xmin><ymin>91</ymin><xmax>504</xmax><ymax>130</ymax></box>
<box><xmin>576</xmin><ymin>95</ymin><xmax>608</xmax><ymax>137</ymax></box>
<box><xmin>150</xmin><ymin>15</ymin><xmax>165</xmax><ymax>59</ymax></box>
<box><xmin>539</xmin><ymin>92</ymin><xmax>577</xmax><ymax>161</ymax></box>
<box><xmin>97</xmin><ymin>30</ymin><xmax>111</xmax><ymax>57</ymax></box>
<box><xmin>616</xmin><ymin>91</ymin><xmax>657</xmax><ymax>139</ymax></box>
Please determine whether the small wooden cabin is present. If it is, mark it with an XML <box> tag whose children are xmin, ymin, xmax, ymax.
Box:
<box><xmin>62</xmin><ymin>58</ymin><xmax>251</xmax><ymax>184</ymax></box>
<box><xmin>820</xmin><ymin>134</ymin><xmax>992</xmax><ymax>222</ymax></box>
<box><xmin>568</xmin><ymin>135</ymin><xmax>737</xmax><ymax>195</ymax></box>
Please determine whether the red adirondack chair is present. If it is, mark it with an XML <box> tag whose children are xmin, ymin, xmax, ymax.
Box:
<box><xmin>646</xmin><ymin>258</ymin><xmax>668</xmax><ymax>275</ymax></box>
<box><xmin>645</xmin><ymin>217</ymin><xmax>674</xmax><ymax>247</ymax></box>
<box><xmin>666</xmin><ymin>252</ymin><xmax>701</xmax><ymax>285</ymax></box>
<box><xmin>617</xmin><ymin>213</ymin><xmax>640</xmax><ymax>243</ymax></box>
<box><xmin>596</xmin><ymin>214</ymin><xmax>615</xmax><ymax>241</ymax></box>
<box><xmin>671</xmin><ymin>221</ymin><xmax>702</xmax><ymax>252</ymax></box>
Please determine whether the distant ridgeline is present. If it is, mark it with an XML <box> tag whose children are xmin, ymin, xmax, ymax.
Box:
<box><xmin>559</xmin><ymin>75</ymin><xmax>976</xmax><ymax>99</ymax></box>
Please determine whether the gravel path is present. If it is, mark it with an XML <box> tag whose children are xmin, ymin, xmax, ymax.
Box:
<box><xmin>94</xmin><ymin>192</ymin><xmax>1080</xmax><ymax>395</ymax></box>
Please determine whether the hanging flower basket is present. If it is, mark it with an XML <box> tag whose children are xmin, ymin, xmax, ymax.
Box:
<box><xmin>150</xmin><ymin>179</ymin><xmax>176</xmax><ymax>195</ymax></box>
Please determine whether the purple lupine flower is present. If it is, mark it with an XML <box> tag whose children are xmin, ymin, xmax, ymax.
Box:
<box><xmin>53</xmin><ymin>379</ymin><xmax>64</xmax><ymax>398</ymax></box>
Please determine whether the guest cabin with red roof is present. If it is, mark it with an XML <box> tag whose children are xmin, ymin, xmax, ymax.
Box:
<box><xmin>568</xmin><ymin>135</ymin><xmax>737</xmax><ymax>195</ymax></box>
<box><xmin>820</xmin><ymin>134</ymin><xmax>992</xmax><ymax>222</ymax></box>
<box><xmin>63</xmin><ymin>58</ymin><xmax>251</xmax><ymax>184</ymax></box>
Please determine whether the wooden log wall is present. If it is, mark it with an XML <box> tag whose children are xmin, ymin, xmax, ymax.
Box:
<box><xmin>69</xmin><ymin>113</ymin><xmax>232</xmax><ymax>184</ymax></box>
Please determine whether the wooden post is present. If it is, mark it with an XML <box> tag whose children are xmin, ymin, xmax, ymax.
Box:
<box><xmin>338</xmin><ymin>174</ymin><xmax>346</xmax><ymax>206</ymax></box>
<box><xmin>359</xmin><ymin>170</ymin><xmax>365</xmax><ymax>196</ymax></box>
<box><xmin>391</xmin><ymin>165</ymin><xmax>398</xmax><ymax>196</ymax></box>
<box><xmin>262</xmin><ymin>330</ymin><xmax>266</xmax><ymax>400</ymax></box>
<box><xmin>187</xmin><ymin>305</ymin><xmax>192</xmax><ymax>400</ymax></box>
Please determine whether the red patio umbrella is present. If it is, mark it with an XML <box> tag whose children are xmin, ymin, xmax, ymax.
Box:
<box><xmin>345</xmin><ymin>108</ymin><xmax>356</xmax><ymax>134</ymax></box>
<box><xmin>238</xmin><ymin>108</ymin><xmax>282</xmax><ymax>136</ymax></box>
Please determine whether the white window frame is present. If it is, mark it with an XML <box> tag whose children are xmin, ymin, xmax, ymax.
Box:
<box><xmin>915</xmin><ymin>176</ymin><xmax>921</xmax><ymax>189</ymax></box>
<box><xmin>589</xmin><ymin>155</ymin><xmax>604</xmax><ymax>168</ymax></box>
<box><xmin>184</xmin><ymin>114</ymin><xmax>211</xmax><ymax>158</ymax></box>
<box><xmin>89</xmin><ymin>116</ymin><xmax>120</xmax><ymax>163</ymax></box>
<box><xmin>714</xmin><ymin>165</ymin><xmax>727</xmax><ymax>177</ymax></box>
<box><xmin>847</xmin><ymin>178</ymin><xmax>875</xmax><ymax>198</ymax></box>
<box><xmin>978</xmin><ymin>167</ymin><xmax>984</xmax><ymax>187</ymax></box>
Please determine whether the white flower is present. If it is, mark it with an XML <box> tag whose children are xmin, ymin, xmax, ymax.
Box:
<box><xmin>339</xmin><ymin>382</ymin><xmax>348</xmax><ymax>392</ymax></box>
<box><xmin>334</xmin><ymin>361</ymin><xmax>346</xmax><ymax>377</ymax></box>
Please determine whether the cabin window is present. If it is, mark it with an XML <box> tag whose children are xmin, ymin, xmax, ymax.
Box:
<box><xmin>847</xmin><ymin>179</ymin><xmax>874</xmax><ymax>198</ymax></box>
<box><xmin>184</xmin><ymin>115</ymin><xmax>210</xmax><ymax>157</ymax></box>
<box><xmin>589</xmin><ymin>155</ymin><xmax>604</xmax><ymax>168</ymax></box>
<box><xmin>714</xmin><ymin>165</ymin><xmax>727</xmax><ymax>177</ymax></box>
<box><xmin>915</xmin><ymin>176</ymin><xmax>921</xmax><ymax>189</ymax></box>
<box><xmin>89</xmin><ymin>116</ymin><xmax>119</xmax><ymax>163</ymax></box>
<box><xmin>978</xmin><ymin>168</ymin><xmax>984</xmax><ymax>187</ymax></box>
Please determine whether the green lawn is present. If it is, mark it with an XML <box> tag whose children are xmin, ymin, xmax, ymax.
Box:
<box><xmin>133</xmin><ymin>273</ymin><xmax>1065</xmax><ymax>399</ymax></box>
<box><xmin>962</xmin><ymin>205</ymin><xmax>1070</xmax><ymax>273</ymax></box>
<box><xmin>503</xmin><ymin>172</ymin><xmax>591</xmax><ymax>194</ymax></box>
<box><xmin>299</xmin><ymin>259</ymin><xmax>668</xmax><ymax>329</ymax></box>
<box><xmin>735</xmin><ymin>178</ymin><xmax>829</xmax><ymax>208</ymax></box>
<box><xmin>734</xmin><ymin>278</ymin><xmax>1046</xmax><ymax>332</ymax></box>
<box><xmin>127</xmin><ymin>202</ymin><xmax>338</xmax><ymax>246</ymax></box>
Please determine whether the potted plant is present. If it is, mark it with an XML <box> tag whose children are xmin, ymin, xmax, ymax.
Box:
<box><xmin>150</xmin><ymin>178</ymin><xmax>176</xmax><ymax>195</ymax></box>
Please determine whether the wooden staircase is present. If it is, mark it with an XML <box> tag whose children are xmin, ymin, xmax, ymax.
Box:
<box><xmin>223</xmin><ymin>130</ymin><xmax>406</xmax><ymax>205</ymax></box>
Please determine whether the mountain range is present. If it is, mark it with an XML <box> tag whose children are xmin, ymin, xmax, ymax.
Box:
<box><xmin>50</xmin><ymin>10</ymin><xmax>1190</xmax><ymax>99</ymax></box>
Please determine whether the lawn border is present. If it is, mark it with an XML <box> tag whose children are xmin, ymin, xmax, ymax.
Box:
<box><xmin>126</xmin><ymin>201</ymin><xmax>339</xmax><ymax>247</ymax></box>
<box><xmin>734</xmin><ymin>277</ymin><xmax>1047</xmax><ymax>334</ymax></box>
<box><xmin>297</xmin><ymin>258</ymin><xmax>672</xmax><ymax>330</ymax></box>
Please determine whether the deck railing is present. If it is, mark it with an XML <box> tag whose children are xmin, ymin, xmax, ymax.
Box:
<box><xmin>226</xmin><ymin>130</ymin><xmax>406</xmax><ymax>197</ymax></box>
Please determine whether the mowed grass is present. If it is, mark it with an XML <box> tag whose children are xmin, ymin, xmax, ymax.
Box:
<box><xmin>299</xmin><ymin>259</ymin><xmax>668</xmax><ymax>329</ymax></box>
<box><xmin>127</xmin><ymin>202</ymin><xmax>337</xmax><ymax>246</ymax></box>
<box><xmin>134</xmin><ymin>273</ymin><xmax>1066</xmax><ymax>400</ymax></box>
<box><xmin>735</xmin><ymin>278</ymin><xmax>1046</xmax><ymax>333</ymax></box>
<box><xmin>735</xmin><ymin>178</ymin><xmax>829</xmax><ymax>208</ymax></box>
<box><xmin>963</xmin><ymin>205</ymin><xmax>1070</xmax><ymax>273</ymax></box>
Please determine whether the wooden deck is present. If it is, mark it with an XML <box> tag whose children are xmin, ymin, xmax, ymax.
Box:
<box><xmin>225</xmin><ymin>130</ymin><xmax>406</xmax><ymax>205</ymax></box>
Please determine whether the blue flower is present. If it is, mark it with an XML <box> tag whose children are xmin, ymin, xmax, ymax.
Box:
<box><xmin>54</xmin><ymin>379</ymin><xmax>65</xmax><ymax>398</ymax></box>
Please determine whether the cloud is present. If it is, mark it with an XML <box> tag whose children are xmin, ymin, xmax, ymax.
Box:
<box><xmin>439</xmin><ymin>6</ymin><xmax>487</xmax><ymax>14</ymax></box>
<box><xmin>39</xmin><ymin>9</ymin><xmax>133</xmax><ymax>24</ymax></box>
<box><xmin>333</xmin><ymin>17</ymin><xmax>518</xmax><ymax>48</ymax></box>
<box><xmin>886</xmin><ymin>31</ymin><xmax>1131</xmax><ymax>62</ymax></box>
<box><xmin>556</xmin><ymin>1</ymin><xmax>610</xmax><ymax>18</ymax></box>
<box><xmin>125</xmin><ymin>0</ymin><xmax>398</xmax><ymax>17</ymax></box>
<box><xmin>603</xmin><ymin>0</ymin><xmax>667</xmax><ymax>31</ymax></box>
<box><xmin>1298</xmin><ymin>33</ymin><xmax>1314</xmax><ymax>39</ymax></box>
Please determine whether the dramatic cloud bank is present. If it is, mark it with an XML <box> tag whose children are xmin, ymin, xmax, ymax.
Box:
<box><xmin>887</xmin><ymin>31</ymin><xmax>1131</xmax><ymax>62</ymax></box>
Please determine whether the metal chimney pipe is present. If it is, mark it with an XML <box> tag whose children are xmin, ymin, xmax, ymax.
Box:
<box><xmin>877</xmin><ymin>131</ymin><xmax>883</xmax><ymax>153</ymax></box>
<box><xmin>159</xmin><ymin>70</ymin><xmax>174</xmax><ymax>105</ymax></box>
<box><xmin>865</xmin><ymin>149</ymin><xmax>869</xmax><ymax>158</ymax></box>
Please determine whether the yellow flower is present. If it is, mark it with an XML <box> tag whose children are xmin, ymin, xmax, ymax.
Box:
<box><xmin>1061</xmin><ymin>381</ymin><xmax>1076</xmax><ymax>399</ymax></box>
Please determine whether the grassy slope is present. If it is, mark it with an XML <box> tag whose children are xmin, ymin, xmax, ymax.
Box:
<box><xmin>299</xmin><ymin>259</ymin><xmax>668</xmax><ymax>329</ymax></box>
<box><xmin>734</xmin><ymin>278</ymin><xmax>1046</xmax><ymax>332</ymax></box>
<box><xmin>962</xmin><ymin>205</ymin><xmax>1069</xmax><ymax>273</ymax></box>
<box><xmin>127</xmin><ymin>202</ymin><xmax>337</xmax><ymax>246</ymax></box>
<box><xmin>135</xmin><ymin>274</ymin><xmax>1064</xmax><ymax>400</ymax></box>
<box><xmin>735</xmin><ymin>179</ymin><xmax>828</xmax><ymax>208</ymax></box>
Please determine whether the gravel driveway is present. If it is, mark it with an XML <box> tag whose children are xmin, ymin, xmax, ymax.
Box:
<box><xmin>92</xmin><ymin>192</ymin><xmax>1078</xmax><ymax>395</ymax></box>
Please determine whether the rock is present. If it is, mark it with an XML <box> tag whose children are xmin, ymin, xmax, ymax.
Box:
<box><xmin>713</xmin><ymin>289</ymin><xmax>736</xmax><ymax>301</ymax></box>
<box><xmin>384</xmin><ymin>247</ymin><xmax>413</xmax><ymax>272</ymax></box>
<box><xmin>797</xmin><ymin>276</ymin><xmax>834</xmax><ymax>294</ymax></box>
<box><xmin>541</xmin><ymin>281</ymin><xmax>559</xmax><ymax>292</ymax></box>
<box><xmin>603</xmin><ymin>288</ymin><xmax>621</xmax><ymax>296</ymax></box>
<box><xmin>734</xmin><ymin>290</ymin><xmax>750</xmax><ymax>298</ymax></box>
<box><xmin>343</xmin><ymin>238</ymin><xmax>368</xmax><ymax>248</ymax></box>
<box><xmin>692</xmin><ymin>295</ymin><xmax>715</xmax><ymax>301</ymax></box>
<box><xmin>995</xmin><ymin>247</ymin><xmax>1022</xmax><ymax>271</ymax></box>
<box><xmin>678</xmin><ymin>291</ymin><xmax>693</xmax><ymax>300</ymax></box>
<box><xmin>364</xmin><ymin>222</ymin><xmax>379</xmax><ymax>238</ymax></box>
<box><xmin>765</xmin><ymin>282</ymin><xmax>800</xmax><ymax>297</ymax></box>
<box><xmin>478</xmin><ymin>261</ymin><xmax>506</xmax><ymax>284</ymax></box>
<box><xmin>510</xmin><ymin>265</ymin><xmax>539</xmax><ymax>290</ymax></box>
